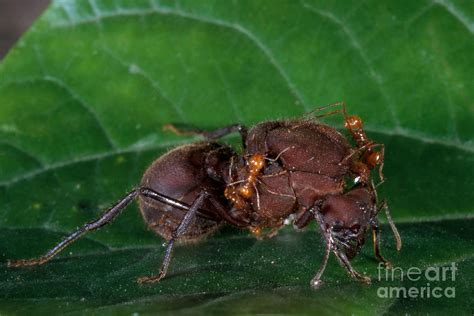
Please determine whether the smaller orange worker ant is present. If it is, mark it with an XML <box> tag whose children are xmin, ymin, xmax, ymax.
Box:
<box><xmin>308</xmin><ymin>101</ymin><xmax>386</xmax><ymax>186</ymax></box>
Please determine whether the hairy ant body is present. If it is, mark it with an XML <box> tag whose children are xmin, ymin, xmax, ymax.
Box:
<box><xmin>8</xmin><ymin>103</ymin><xmax>401</xmax><ymax>287</ymax></box>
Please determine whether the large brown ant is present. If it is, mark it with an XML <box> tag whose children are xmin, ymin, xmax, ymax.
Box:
<box><xmin>8</xmin><ymin>104</ymin><xmax>401</xmax><ymax>288</ymax></box>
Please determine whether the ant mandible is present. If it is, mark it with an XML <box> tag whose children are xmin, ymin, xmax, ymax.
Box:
<box><xmin>8</xmin><ymin>103</ymin><xmax>401</xmax><ymax>288</ymax></box>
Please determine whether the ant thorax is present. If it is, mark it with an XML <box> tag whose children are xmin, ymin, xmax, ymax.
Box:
<box><xmin>224</xmin><ymin>151</ymin><xmax>297</xmax><ymax>234</ymax></box>
<box><xmin>224</xmin><ymin>153</ymin><xmax>266</xmax><ymax>210</ymax></box>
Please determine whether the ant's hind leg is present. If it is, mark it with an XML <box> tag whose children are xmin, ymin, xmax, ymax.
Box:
<box><xmin>137</xmin><ymin>191</ymin><xmax>209</xmax><ymax>284</ymax></box>
<box><xmin>8</xmin><ymin>190</ymin><xmax>139</xmax><ymax>267</ymax></box>
<box><xmin>371</xmin><ymin>219</ymin><xmax>392</xmax><ymax>268</ymax></box>
<box><xmin>163</xmin><ymin>124</ymin><xmax>248</xmax><ymax>147</ymax></box>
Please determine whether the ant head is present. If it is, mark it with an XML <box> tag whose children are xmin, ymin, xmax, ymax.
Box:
<box><xmin>320</xmin><ymin>186</ymin><xmax>375</xmax><ymax>237</ymax></box>
<box><xmin>344</xmin><ymin>115</ymin><xmax>363</xmax><ymax>131</ymax></box>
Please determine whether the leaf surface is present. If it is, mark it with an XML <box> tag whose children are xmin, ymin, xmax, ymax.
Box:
<box><xmin>0</xmin><ymin>0</ymin><xmax>473</xmax><ymax>314</ymax></box>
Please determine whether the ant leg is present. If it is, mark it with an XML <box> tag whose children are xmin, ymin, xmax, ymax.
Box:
<box><xmin>333</xmin><ymin>250</ymin><xmax>371</xmax><ymax>284</ymax></box>
<box><xmin>371</xmin><ymin>218</ymin><xmax>392</xmax><ymax>268</ymax></box>
<box><xmin>139</xmin><ymin>187</ymin><xmax>215</xmax><ymax>221</ymax></box>
<box><xmin>200</xmin><ymin>124</ymin><xmax>247</xmax><ymax>143</ymax></box>
<box><xmin>137</xmin><ymin>191</ymin><xmax>209</xmax><ymax>284</ymax></box>
<box><xmin>311</xmin><ymin>206</ymin><xmax>332</xmax><ymax>288</ymax></box>
<box><xmin>294</xmin><ymin>200</ymin><xmax>322</xmax><ymax>229</ymax></box>
<box><xmin>294</xmin><ymin>210</ymin><xmax>313</xmax><ymax>229</ymax></box>
<box><xmin>208</xmin><ymin>197</ymin><xmax>249</xmax><ymax>227</ymax></box>
<box><xmin>310</xmin><ymin>235</ymin><xmax>332</xmax><ymax>289</ymax></box>
<box><xmin>378</xmin><ymin>144</ymin><xmax>385</xmax><ymax>183</ymax></box>
<box><xmin>8</xmin><ymin>190</ymin><xmax>139</xmax><ymax>267</ymax></box>
<box><xmin>342</xmin><ymin>142</ymin><xmax>386</xmax><ymax>185</ymax></box>
<box><xmin>162</xmin><ymin>124</ymin><xmax>200</xmax><ymax>137</ymax></box>
<box><xmin>164</xmin><ymin>124</ymin><xmax>248</xmax><ymax>147</ymax></box>
<box><xmin>263</xmin><ymin>226</ymin><xmax>282</xmax><ymax>239</ymax></box>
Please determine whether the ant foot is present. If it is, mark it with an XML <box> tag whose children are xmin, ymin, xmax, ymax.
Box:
<box><xmin>351</xmin><ymin>271</ymin><xmax>371</xmax><ymax>284</ymax></box>
<box><xmin>137</xmin><ymin>273</ymin><xmax>165</xmax><ymax>284</ymax></box>
<box><xmin>359</xmin><ymin>275</ymin><xmax>372</xmax><ymax>284</ymax></box>
<box><xmin>7</xmin><ymin>258</ymin><xmax>46</xmax><ymax>267</ymax></box>
<box><xmin>310</xmin><ymin>277</ymin><xmax>324</xmax><ymax>289</ymax></box>
<box><xmin>382</xmin><ymin>260</ymin><xmax>393</xmax><ymax>269</ymax></box>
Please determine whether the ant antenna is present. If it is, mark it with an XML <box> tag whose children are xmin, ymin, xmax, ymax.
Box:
<box><xmin>376</xmin><ymin>200</ymin><xmax>402</xmax><ymax>251</ymax></box>
<box><xmin>265</xmin><ymin>146</ymin><xmax>292</xmax><ymax>163</ymax></box>
<box><xmin>304</xmin><ymin>101</ymin><xmax>348</xmax><ymax>119</ymax></box>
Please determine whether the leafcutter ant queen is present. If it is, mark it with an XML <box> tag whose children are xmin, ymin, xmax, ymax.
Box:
<box><xmin>8</xmin><ymin>102</ymin><xmax>401</xmax><ymax>288</ymax></box>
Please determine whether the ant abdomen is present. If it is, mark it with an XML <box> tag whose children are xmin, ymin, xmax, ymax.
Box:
<box><xmin>139</xmin><ymin>142</ymin><xmax>231</xmax><ymax>241</ymax></box>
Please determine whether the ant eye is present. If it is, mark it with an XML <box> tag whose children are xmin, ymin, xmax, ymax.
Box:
<box><xmin>332</xmin><ymin>220</ymin><xmax>344</xmax><ymax>232</ymax></box>
<box><xmin>350</xmin><ymin>224</ymin><xmax>360</xmax><ymax>233</ymax></box>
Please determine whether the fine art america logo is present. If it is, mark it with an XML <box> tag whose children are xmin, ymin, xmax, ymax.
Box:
<box><xmin>377</xmin><ymin>263</ymin><xmax>457</xmax><ymax>299</ymax></box>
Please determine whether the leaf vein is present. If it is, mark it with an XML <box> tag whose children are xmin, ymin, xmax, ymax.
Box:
<box><xmin>0</xmin><ymin>76</ymin><xmax>118</xmax><ymax>150</ymax></box>
<box><xmin>49</xmin><ymin>5</ymin><xmax>309</xmax><ymax>112</ymax></box>
<box><xmin>44</xmin><ymin>75</ymin><xmax>118</xmax><ymax>149</ymax></box>
<box><xmin>98</xmin><ymin>44</ymin><xmax>188</xmax><ymax>122</ymax></box>
<box><xmin>0</xmin><ymin>140</ymin><xmax>44</xmax><ymax>167</ymax></box>
<box><xmin>0</xmin><ymin>139</ymin><xmax>188</xmax><ymax>187</ymax></box>
<box><xmin>434</xmin><ymin>0</ymin><xmax>474</xmax><ymax>34</ymax></box>
<box><xmin>300</xmin><ymin>1</ymin><xmax>401</xmax><ymax>128</ymax></box>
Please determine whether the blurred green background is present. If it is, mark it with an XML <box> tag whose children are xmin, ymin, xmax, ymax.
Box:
<box><xmin>0</xmin><ymin>0</ymin><xmax>473</xmax><ymax>314</ymax></box>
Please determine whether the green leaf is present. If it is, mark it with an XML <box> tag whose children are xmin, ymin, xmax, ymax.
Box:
<box><xmin>1</xmin><ymin>0</ymin><xmax>473</xmax><ymax>314</ymax></box>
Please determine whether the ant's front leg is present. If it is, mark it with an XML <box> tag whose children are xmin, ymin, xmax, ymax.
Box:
<box><xmin>311</xmin><ymin>205</ymin><xmax>331</xmax><ymax>289</ymax></box>
<box><xmin>333</xmin><ymin>250</ymin><xmax>371</xmax><ymax>284</ymax></box>
<box><xmin>163</xmin><ymin>123</ymin><xmax>248</xmax><ymax>148</ymax></box>
<box><xmin>310</xmin><ymin>229</ymin><xmax>332</xmax><ymax>289</ymax></box>
<box><xmin>294</xmin><ymin>202</ymin><xmax>322</xmax><ymax>229</ymax></box>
